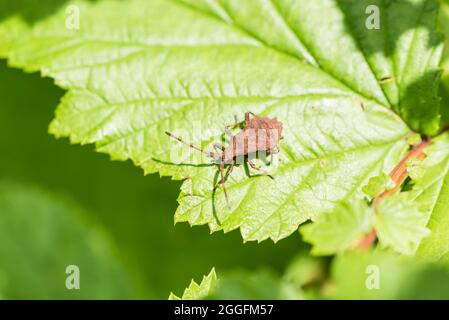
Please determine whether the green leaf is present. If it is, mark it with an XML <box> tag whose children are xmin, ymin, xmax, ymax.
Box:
<box><xmin>0</xmin><ymin>181</ymin><xmax>134</xmax><ymax>299</ymax></box>
<box><xmin>0</xmin><ymin>17</ymin><xmax>28</xmax><ymax>57</ymax></box>
<box><xmin>171</xmin><ymin>267</ymin><xmax>303</xmax><ymax>300</ymax></box>
<box><xmin>410</xmin><ymin>133</ymin><xmax>449</xmax><ymax>260</ymax></box>
<box><xmin>300</xmin><ymin>199</ymin><xmax>374</xmax><ymax>255</ymax></box>
<box><xmin>375</xmin><ymin>194</ymin><xmax>430</xmax><ymax>256</ymax></box>
<box><xmin>437</xmin><ymin>0</ymin><xmax>449</xmax><ymax>127</ymax></box>
<box><xmin>169</xmin><ymin>268</ymin><xmax>217</xmax><ymax>300</ymax></box>
<box><xmin>362</xmin><ymin>173</ymin><xmax>395</xmax><ymax>199</ymax></box>
<box><xmin>5</xmin><ymin>0</ymin><xmax>445</xmax><ymax>242</ymax></box>
<box><xmin>337</xmin><ymin>0</ymin><xmax>443</xmax><ymax>135</ymax></box>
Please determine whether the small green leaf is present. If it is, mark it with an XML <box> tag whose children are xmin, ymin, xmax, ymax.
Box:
<box><xmin>362</xmin><ymin>173</ymin><xmax>395</xmax><ymax>199</ymax></box>
<box><xmin>406</xmin><ymin>133</ymin><xmax>422</xmax><ymax>146</ymax></box>
<box><xmin>169</xmin><ymin>268</ymin><xmax>217</xmax><ymax>300</ymax></box>
<box><xmin>172</xmin><ymin>267</ymin><xmax>303</xmax><ymax>300</ymax></box>
<box><xmin>375</xmin><ymin>194</ymin><xmax>430</xmax><ymax>256</ymax></box>
<box><xmin>300</xmin><ymin>199</ymin><xmax>374</xmax><ymax>255</ymax></box>
<box><xmin>410</xmin><ymin>133</ymin><xmax>449</xmax><ymax>260</ymax></box>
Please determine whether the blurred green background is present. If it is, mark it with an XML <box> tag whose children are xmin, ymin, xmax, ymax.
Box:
<box><xmin>0</xmin><ymin>60</ymin><xmax>302</xmax><ymax>299</ymax></box>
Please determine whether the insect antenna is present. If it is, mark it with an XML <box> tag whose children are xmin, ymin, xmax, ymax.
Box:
<box><xmin>165</xmin><ymin>131</ymin><xmax>216</xmax><ymax>158</ymax></box>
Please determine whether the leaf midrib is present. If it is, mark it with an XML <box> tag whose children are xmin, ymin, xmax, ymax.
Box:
<box><xmin>57</xmin><ymin>92</ymin><xmax>362</xmax><ymax>148</ymax></box>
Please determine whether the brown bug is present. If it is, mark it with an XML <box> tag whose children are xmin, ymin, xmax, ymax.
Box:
<box><xmin>165</xmin><ymin>112</ymin><xmax>283</xmax><ymax>207</ymax></box>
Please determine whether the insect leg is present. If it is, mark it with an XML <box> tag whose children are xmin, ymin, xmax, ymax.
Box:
<box><xmin>225</xmin><ymin>128</ymin><xmax>233</xmax><ymax>138</ymax></box>
<box><xmin>248</xmin><ymin>160</ymin><xmax>274</xmax><ymax>180</ymax></box>
<box><xmin>219</xmin><ymin>160</ymin><xmax>231</xmax><ymax>208</ymax></box>
<box><xmin>225</xmin><ymin>120</ymin><xmax>243</xmax><ymax>130</ymax></box>
<box><xmin>224</xmin><ymin>162</ymin><xmax>235</xmax><ymax>182</ymax></box>
<box><xmin>247</xmin><ymin>111</ymin><xmax>257</xmax><ymax>118</ymax></box>
<box><xmin>225</xmin><ymin>115</ymin><xmax>243</xmax><ymax>137</ymax></box>
<box><xmin>245</xmin><ymin>112</ymin><xmax>251</xmax><ymax>123</ymax></box>
<box><xmin>214</xmin><ymin>162</ymin><xmax>234</xmax><ymax>187</ymax></box>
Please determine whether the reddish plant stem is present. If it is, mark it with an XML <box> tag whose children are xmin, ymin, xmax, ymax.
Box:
<box><xmin>357</xmin><ymin>139</ymin><xmax>432</xmax><ymax>250</ymax></box>
<box><xmin>373</xmin><ymin>139</ymin><xmax>432</xmax><ymax>207</ymax></box>
<box><xmin>357</xmin><ymin>229</ymin><xmax>377</xmax><ymax>250</ymax></box>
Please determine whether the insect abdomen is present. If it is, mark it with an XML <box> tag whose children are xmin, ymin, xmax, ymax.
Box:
<box><xmin>223</xmin><ymin>129</ymin><xmax>280</xmax><ymax>163</ymax></box>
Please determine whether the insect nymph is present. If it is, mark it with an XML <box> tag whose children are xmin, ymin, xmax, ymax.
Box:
<box><xmin>165</xmin><ymin>112</ymin><xmax>283</xmax><ymax>207</ymax></box>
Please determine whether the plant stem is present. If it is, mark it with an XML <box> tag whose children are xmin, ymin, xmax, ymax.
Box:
<box><xmin>357</xmin><ymin>138</ymin><xmax>432</xmax><ymax>250</ymax></box>
<box><xmin>373</xmin><ymin>139</ymin><xmax>432</xmax><ymax>207</ymax></box>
